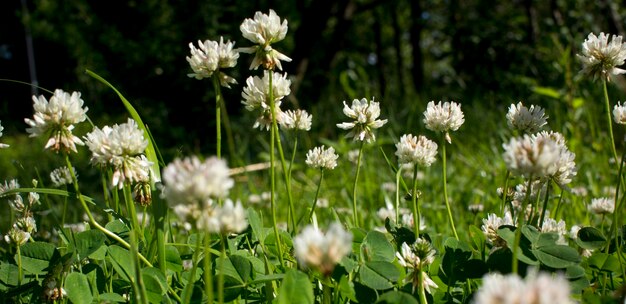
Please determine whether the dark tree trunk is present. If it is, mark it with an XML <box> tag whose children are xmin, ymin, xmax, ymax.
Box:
<box><xmin>409</xmin><ymin>0</ymin><xmax>424</xmax><ymax>93</ymax></box>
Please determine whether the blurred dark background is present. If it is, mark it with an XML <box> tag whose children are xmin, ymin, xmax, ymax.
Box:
<box><xmin>1</xmin><ymin>0</ymin><xmax>626</xmax><ymax>161</ymax></box>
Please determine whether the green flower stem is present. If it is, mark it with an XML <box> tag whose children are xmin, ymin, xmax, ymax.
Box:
<box><xmin>274</xmin><ymin>126</ymin><xmax>296</xmax><ymax>233</ymax></box>
<box><xmin>130</xmin><ymin>232</ymin><xmax>148</xmax><ymax>304</ymax></box>
<box><xmin>289</xmin><ymin>136</ymin><xmax>299</xmax><ymax>232</ymax></box>
<box><xmin>501</xmin><ymin>170</ymin><xmax>511</xmax><ymax>214</ymax></box>
<box><xmin>212</xmin><ymin>74</ymin><xmax>223</xmax><ymax>159</ymax></box>
<box><xmin>322</xmin><ymin>278</ymin><xmax>332</xmax><ymax>304</ymax></box>
<box><xmin>218</xmin><ymin>234</ymin><xmax>226</xmax><ymax>304</ymax></box>
<box><xmin>538</xmin><ymin>181</ymin><xmax>552</xmax><ymax>228</ymax></box>
<box><xmin>554</xmin><ymin>189</ymin><xmax>565</xmax><ymax>221</ymax></box>
<box><xmin>307</xmin><ymin>169</ymin><xmax>325</xmax><ymax>223</ymax></box>
<box><xmin>441</xmin><ymin>137</ymin><xmax>459</xmax><ymax>240</ymax></box>
<box><xmin>64</xmin><ymin>154</ymin><xmax>152</xmax><ymax>267</ymax></box>
<box><xmin>268</xmin><ymin>71</ymin><xmax>285</xmax><ymax>267</ymax></box>
<box><xmin>411</xmin><ymin>164</ymin><xmax>421</xmax><ymax>238</ymax></box>
<box><xmin>16</xmin><ymin>244</ymin><xmax>22</xmax><ymax>286</ymax></box>
<box><xmin>123</xmin><ymin>184</ymin><xmax>143</xmax><ymax>242</ymax></box>
<box><xmin>417</xmin><ymin>270</ymin><xmax>427</xmax><ymax>304</ymax></box>
<box><xmin>204</xmin><ymin>234</ymin><xmax>214</xmax><ymax>304</ymax></box>
<box><xmin>395</xmin><ymin>168</ymin><xmax>402</xmax><ymax>224</ymax></box>
<box><xmin>512</xmin><ymin>175</ymin><xmax>534</xmax><ymax>274</ymax></box>
<box><xmin>603</xmin><ymin>78</ymin><xmax>619</xmax><ymax>163</ymax></box>
<box><xmin>607</xmin><ymin>149</ymin><xmax>626</xmax><ymax>280</ymax></box>
<box><xmin>100</xmin><ymin>170</ymin><xmax>113</xmax><ymax>222</ymax></box>
<box><xmin>182</xmin><ymin>234</ymin><xmax>203</xmax><ymax>304</ymax></box>
<box><xmin>353</xmin><ymin>141</ymin><xmax>365</xmax><ymax>228</ymax></box>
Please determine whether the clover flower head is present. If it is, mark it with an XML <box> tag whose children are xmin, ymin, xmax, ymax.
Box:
<box><xmin>161</xmin><ymin>155</ymin><xmax>233</xmax><ymax>207</ymax></box>
<box><xmin>531</xmin><ymin>131</ymin><xmax>577</xmax><ymax>186</ymax></box>
<box><xmin>84</xmin><ymin>119</ymin><xmax>151</xmax><ymax>189</ymax></box>
<box><xmin>423</xmin><ymin>101</ymin><xmax>464</xmax><ymax>143</ymax></box>
<box><xmin>187</xmin><ymin>37</ymin><xmax>239</xmax><ymax>87</ymax></box>
<box><xmin>578</xmin><ymin>32</ymin><xmax>626</xmax><ymax>81</ymax></box>
<box><xmin>506</xmin><ymin>102</ymin><xmax>548</xmax><ymax>134</ymax></box>
<box><xmin>395</xmin><ymin>134</ymin><xmax>438</xmax><ymax>167</ymax></box>
<box><xmin>305</xmin><ymin>145</ymin><xmax>338</xmax><ymax>170</ymax></box>
<box><xmin>396</xmin><ymin>239</ymin><xmax>438</xmax><ymax>294</ymax></box>
<box><xmin>613</xmin><ymin>101</ymin><xmax>626</xmax><ymax>124</ymax></box>
<box><xmin>242</xmin><ymin>71</ymin><xmax>291</xmax><ymax>130</ymax></box>
<box><xmin>294</xmin><ymin>222</ymin><xmax>352</xmax><ymax>276</ymax></box>
<box><xmin>541</xmin><ymin>218</ymin><xmax>568</xmax><ymax>245</ymax></box>
<box><xmin>0</xmin><ymin>121</ymin><xmax>8</xmax><ymax>148</ymax></box>
<box><xmin>475</xmin><ymin>270</ymin><xmax>574</xmax><ymax>304</ymax></box>
<box><xmin>280</xmin><ymin>109</ymin><xmax>312</xmax><ymax>131</ymax></box>
<box><xmin>472</xmin><ymin>273</ymin><xmax>526</xmax><ymax>304</ymax></box>
<box><xmin>337</xmin><ymin>97</ymin><xmax>388</xmax><ymax>143</ymax></box>
<box><xmin>198</xmin><ymin>199</ymin><xmax>248</xmax><ymax>234</ymax></box>
<box><xmin>239</xmin><ymin>9</ymin><xmax>291</xmax><ymax>70</ymax></box>
<box><xmin>588</xmin><ymin>197</ymin><xmax>615</xmax><ymax>215</ymax></box>
<box><xmin>502</xmin><ymin>134</ymin><xmax>560</xmax><ymax>178</ymax></box>
<box><xmin>50</xmin><ymin>166</ymin><xmax>75</xmax><ymax>187</ymax></box>
<box><xmin>24</xmin><ymin>89</ymin><xmax>89</xmax><ymax>153</ymax></box>
<box><xmin>481</xmin><ymin>212</ymin><xmax>514</xmax><ymax>247</ymax></box>
<box><xmin>4</xmin><ymin>226</ymin><xmax>30</xmax><ymax>246</ymax></box>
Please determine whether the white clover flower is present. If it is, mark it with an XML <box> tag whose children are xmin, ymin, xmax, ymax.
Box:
<box><xmin>4</xmin><ymin>226</ymin><xmax>30</xmax><ymax>245</ymax></box>
<box><xmin>578</xmin><ymin>32</ymin><xmax>626</xmax><ymax>81</ymax></box>
<box><xmin>50</xmin><ymin>166</ymin><xmax>75</xmax><ymax>187</ymax></box>
<box><xmin>588</xmin><ymin>197</ymin><xmax>615</xmax><ymax>215</ymax></box>
<box><xmin>524</xmin><ymin>271</ymin><xmax>574</xmax><ymax>304</ymax></box>
<box><xmin>423</xmin><ymin>101</ymin><xmax>464</xmax><ymax>143</ymax></box>
<box><xmin>541</xmin><ymin>218</ymin><xmax>568</xmax><ymax>245</ymax></box>
<box><xmin>294</xmin><ymin>222</ymin><xmax>353</xmax><ymax>275</ymax></box>
<box><xmin>613</xmin><ymin>101</ymin><xmax>626</xmax><ymax>124</ymax></box>
<box><xmin>0</xmin><ymin>121</ymin><xmax>9</xmax><ymax>148</ymax></box>
<box><xmin>198</xmin><ymin>199</ymin><xmax>247</xmax><ymax>234</ymax></box>
<box><xmin>187</xmin><ymin>37</ymin><xmax>239</xmax><ymax>87</ymax></box>
<box><xmin>305</xmin><ymin>145</ymin><xmax>338</xmax><ymax>170</ymax></box>
<box><xmin>506</xmin><ymin>102</ymin><xmax>548</xmax><ymax>134</ymax></box>
<box><xmin>280</xmin><ymin>109</ymin><xmax>312</xmax><ymax>131</ymax></box>
<box><xmin>531</xmin><ymin>131</ymin><xmax>577</xmax><ymax>186</ymax></box>
<box><xmin>502</xmin><ymin>134</ymin><xmax>560</xmax><ymax>178</ymax></box>
<box><xmin>396</xmin><ymin>240</ymin><xmax>438</xmax><ymax>294</ymax></box>
<box><xmin>481</xmin><ymin>212</ymin><xmax>514</xmax><ymax>247</ymax></box>
<box><xmin>161</xmin><ymin>156</ymin><xmax>233</xmax><ymax>207</ymax></box>
<box><xmin>337</xmin><ymin>97</ymin><xmax>388</xmax><ymax>143</ymax></box>
<box><xmin>84</xmin><ymin>119</ymin><xmax>151</xmax><ymax>189</ymax></box>
<box><xmin>395</xmin><ymin>134</ymin><xmax>438</xmax><ymax>167</ymax></box>
<box><xmin>0</xmin><ymin>179</ymin><xmax>20</xmax><ymax>197</ymax></box>
<box><xmin>472</xmin><ymin>273</ymin><xmax>526</xmax><ymax>304</ymax></box>
<box><xmin>24</xmin><ymin>89</ymin><xmax>88</xmax><ymax>153</ymax></box>
<box><xmin>239</xmin><ymin>9</ymin><xmax>292</xmax><ymax>70</ymax></box>
<box><xmin>401</xmin><ymin>213</ymin><xmax>427</xmax><ymax>231</ymax></box>
<box><xmin>468</xmin><ymin>203</ymin><xmax>484</xmax><ymax>214</ymax></box>
<box><xmin>241</xmin><ymin>71</ymin><xmax>291</xmax><ymax>130</ymax></box>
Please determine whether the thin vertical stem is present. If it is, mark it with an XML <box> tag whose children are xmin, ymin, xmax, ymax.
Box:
<box><xmin>274</xmin><ymin>126</ymin><xmax>295</xmax><ymax>233</ymax></box>
<box><xmin>204</xmin><ymin>233</ymin><xmax>214</xmax><ymax>304</ymax></box>
<box><xmin>218</xmin><ymin>234</ymin><xmax>226</xmax><ymax>304</ymax></box>
<box><xmin>538</xmin><ymin>181</ymin><xmax>552</xmax><ymax>228</ymax></box>
<box><xmin>123</xmin><ymin>184</ymin><xmax>143</xmax><ymax>242</ymax></box>
<box><xmin>212</xmin><ymin>74</ymin><xmax>223</xmax><ymax>159</ymax></box>
<box><xmin>512</xmin><ymin>175</ymin><xmax>534</xmax><ymax>274</ymax></box>
<box><xmin>268</xmin><ymin>71</ymin><xmax>285</xmax><ymax>267</ymax></box>
<box><xmin>308</xmin><ymin>169</ymin><xmax>325</xmax><ymax>223</ymax></box>
<box><xmin>353</xmin><ymin>141</ymin><xmax>365</xmax><ymax>227</ymax></box>
<box><xmin>501</xmin><ymin>170</ymin><xmax>511</xmax><ymax>214</ymax></box>
<box><xmin>411</xmin><ymin>164</ymin><xmax>421</xmax><ymax>238</ymax></box>
<box><xmin>417</xmin><ymin>271</ymin><xmax>427</xmax><ymax>304</ymax></box>
<box><xmin>182</xmin><ymin>234</ymin><xmax>203</xmax><ymax>304</ymax></box>
<box><xmin>16</xmin><ymin>245</ymin><xmax>22</xmax><ymax>286</ymax></box>
<box><xmin>441</xmin><ymin>138</ymin><xmax>459</xmax><ymax>240</ymax></box>
<box><xmin>395</xmin><ymin>168</ymin><xmax>402</xmax><ymax>224</ymax></box>
<box><xmin>603</xmin><ymin>78</ymin><xmax>619</xmax><ymax>163</ymax></box>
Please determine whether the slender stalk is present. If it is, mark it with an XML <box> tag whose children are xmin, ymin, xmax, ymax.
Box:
<box><xmin>123</xmin><ymin>184</ymin><xmax>143</xmax><ymax>242</ymax></box>
<box><xmin>538</xmin><ymin>181</ymin><xmax>552</xmax><ymax>228</ymax></box>
<box><xmin>130</xmin><ymin>232</ymin><xmax>148</xmax><ymax>304</ymax></box>
<box><xmin>289</xmin><ymin>136</ymin><xmax>299</xmax><ymax>232</ymax></box>
<box><xmin>395</xmin><ymin>168</ymin><xmax>402</xmax><ymax>224</ymax></box>
<box><xmin>182</xmin><ymin>234</ymin><xmax>203</xmax><ymax>304</ymax></box>
<box><xmin>554</xmin><ymin>189</ymin><xmax>565</xmax><ymax>221</ymax></box>
<box><xmin>417</xmin><ymin>271</ymin><xmax>427</xmax><ymax>304</ymax></box>
<box><xmin>268</xmin><ymin>71</ymin><xmax>285</xmax><ymax>267</ymax></box>
<box><xmin>603</xmin><ymin>78</ymin><xmax>619</xmax><ymax>163</ymax></box>
<box><xmin>218</xmin><ymin>234</ymin><xmax>226</xmax><ymax>304</ymax></box>
<box><xmin>204</xmin><ymin>234</ymin><xmax>214</xmax><ymax>304</ymax></box>
<box><xmin>500</xmin><ymin>170</ymin><xmax>511</xmax><ymax>214</ymax></box>
<box><xmin>274</xmin><ymin>126</ymin><xmax>295</xmax><ymax>233</ymax></box>
<box><xmin>512</xmin><ymin>175</ymin><xmax>534</xmax><ymax>274</ymax></box>
<box><xmin>16</xmin><ymin>245</ymin><xmax>22</xmax><ymax>286</ymax></box>
<box><xmin>64</xmin><ymin>154</ymin><xmax>152</xmax><ymax>267</ymax></box>
<box><xmin>212</xmin><ymin>74</ymin><xmax>223</xmax><ymax>159</ymax></box>
<box><xmin>322</xmin><ymin>278</ymin><xmax>332</xmax><ymax>304</ymax></box>
<box><xmin>441</xmin><ymin>138</ymin><xmax>459</xmax><ymax>240</ymax></box>
<box><xmin>411</xmin><ymin>164</ymin><xmax>421</xmax><ymax>238</ymax></box>
<box><xmin>307</xmin><ymin>169</ymin><xmax>325</xmax><ymax>223</ymax></box>
<box><xmin>353</xmin><ymin>141</ymin><xmax>365</xmax><ymax>227</ymax></box>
